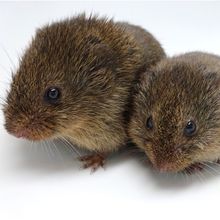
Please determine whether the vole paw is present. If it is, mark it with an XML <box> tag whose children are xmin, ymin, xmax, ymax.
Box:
<box><xmin>79</xmin><ymin>154</ymin><xmax>105</xmax><ymax>172</ymax></box>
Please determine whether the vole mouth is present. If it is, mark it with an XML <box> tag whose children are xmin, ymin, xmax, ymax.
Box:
<box><xmin>10</xmin><ymin>128</ymin><xmax>53</xmax><ymax>141</ymax></box>
<box><xmin>144</xmin><ymin>146</ymin><xmax>193</xmax><ymax>173</ymax></box>
<box><xmin>150</xmin><ymin>162</ymin><xmax>189</xmax><ymax>173</ymax></box>
<box><xmin>5</xmin><ymin>122</ymin><xmax>54</xmax><ymax>141</ymax></box>
<box><xmin>152</xmin><ymin>162</ymin><xmax>185</xmax><ymax>173</ymax></box>
<box><xmin>146</xmin><ymin>153</ymin><xmax>191</xmax><ymax>173</ymax></box>
<box><xmin>149</xmin><ymin>159</ymin><xmax>202</xmax><ymax>174</ymax></box>
<box><xmin>13</xmin><ymin>129</ymin><xmax>50</xmax><ymax>141</ymax></box>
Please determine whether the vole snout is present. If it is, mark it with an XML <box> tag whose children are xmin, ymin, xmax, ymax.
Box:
<box><xmin>4</xmin><ymin>107</ymin><xmax>55</xmax><ymax>141</ymax></box>
<box><xmin>153</xmin><ymin>162</ymin><xmax>177</xmax><ymax>173</ymax></box>
<box><xmin>146</xmin><ymin>144</ymin><xmax>186</xmax><ymax>172</ymax></box>
<box><xmin>11</xmin><ymin>129</ymin><xmax>33</xmax><ymax>139</ymax></box>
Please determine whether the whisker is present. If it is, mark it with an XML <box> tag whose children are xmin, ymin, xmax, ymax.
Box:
<box><xmin>193</xmin><ymin>172</ymin><xmax>203</xmax><ymax>182</ymax></box>
<box><xmin>51</xmin><ymin>140</ymin><xmax>65</xmax><ymax>162</ymax></box>
<box><xmin>200</xmin><ymin>163</ymin><xmax>215</xmax><ymax>176</ymax></box>
<box><xmin>182</xmin><ymin>170</ymin><xmax>189</xmax><ymax>184</ymax></box>
<box><xmin>60</xmin><ymin>136</ymin><xmax>81</xmax><ymax>157</ymax></box>
<box><xmin>39</xmin><ymin>141</ymin><xmax>44</xmax><ymax>155</ymax></box>
<box><xmin>0</xmin><ymin>96</ymin><xmax>6</xmax><ymax>102</ymax></box>
<box><xmin>203</xmin><ymin>162</ymin><xmax>220</xmax><ymax>175</ymax></box>
<box><xmin>42</xmin><ymin>141</ymin><xmax>52</xmax><ymax>160</ymax></box>
<box><xmin>1</xmin><ymin>45</ymin><xmax>16</xmax><ymax>71</ymax></box>
<box><xmin>59</xmin><ymin>138</ymin><xmax>73</xmax><ymax>154</ymax></box>
<box><xmin>207</xmin><ymin>161</ymin><xmax>220</xmax><ymax>167</ymax></box>
<box><xmin>50</xmin><ymin>140</ymin><xmax>60</xmax><ymax>155</ymax></box>
<box><xmin>30</xmin><ymin>141</ymin><xmax>36</xmax><ymax>154</ymax></box>
<box><xmin>0</xmin><ymin>63</ymin><xmax>12</xmax><ymax>75</ymax></box>
<box><xmin>179</xmin><ymin>171</ymin><xmax>185</xmax><ymax>182</ymax></box>
<box><xmin>196</xmin><ymin>168</ymin><xmax>206</xmax><ymax>182</ymax></box>
<box><xmin>186</xmin><ymin>167</ymin><xmax>203</xmax><ymax>182</ymax></box>
<box><xmin>45</xmin><ymin>140</ymin><xmax>55</xmax><ymax>158</ymax></box>
<box><xmin>63</xmin><ymin>137</ymin><xmax>82</xmax><ymax>157</ymax></box>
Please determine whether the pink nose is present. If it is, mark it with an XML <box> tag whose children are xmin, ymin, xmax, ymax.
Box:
<box><xmin>151</xmin><ymin>160</ymin><xmax>174</xmax><ymax>173</ymax></box>
<box><xmin>157</xmin><ymin>164</ymin><xmax>174</xmax><ymax>173</ymax></box>
<box><xmin>14</xmin><ymin>130</ymin><xmax>29</xmax><ymax>139</ymax></box>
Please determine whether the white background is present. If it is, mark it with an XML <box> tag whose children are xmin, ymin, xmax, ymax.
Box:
<box><xmin>0</xmin><ymin>1</ymin><xmax>220</xmax><ymax>220</ymax></box>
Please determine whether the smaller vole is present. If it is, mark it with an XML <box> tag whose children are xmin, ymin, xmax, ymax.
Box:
<box><xmin>3</xmin><ymin>14</ymin><xmax>165</xmax><ymax>170</ymax></box>
<box><xmin>129</xmin><ymin>52</ymin><xmax>220</xmax><ymax>173</ymax></box>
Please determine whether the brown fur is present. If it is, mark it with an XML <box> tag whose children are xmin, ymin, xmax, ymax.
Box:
<box><xmin>129</xmin><ymin>52</ymin><xmax>220</xmax><ymax>172</ymax></box>
<box><xmin>3</xmin><ymin>14</ymin><xmax>165</xmax><ymax>155</ymax></box>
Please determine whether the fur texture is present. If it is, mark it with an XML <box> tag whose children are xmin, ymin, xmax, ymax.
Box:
<box><xmin>129</xmin><ymin>52</ymin><xmax>220</xmax><ymax>172</ymax></box>
<box><xmin>4</xmin><ymin>14</ymin><xmax>165</xmax><ymax>154</ymax></box>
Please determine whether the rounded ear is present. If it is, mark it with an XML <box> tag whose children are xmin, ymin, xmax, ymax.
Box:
<box><xmin>203</xmin><ymin>72</ymin><xmax>220</xmax><ymax>91</ymax></box>
<box><xmin>135</xmin><ymin>70</ymin><xmax>155</xmax><ymax>92</ymax></box>
<box><xmin>91</xmin><ymin>43</ymin><xmax>117</xmax><ymax>69</ymax></box>
<box><xmin>204</xmin><ymin>71</ymin><xmax>218</xmax><ymax>82</ymax></box>
<box><xmin>87</xmin><ymin>35</ymin><xmax>117</xmax><ymax>69</ymax></box>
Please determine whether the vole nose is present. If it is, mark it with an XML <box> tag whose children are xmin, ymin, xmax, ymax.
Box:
<box><xmin>156</xmin><ymin>163</ymin><xmax>175</xmax><ymax>173</ymax></box>
<box><xmin>149</xmin><ymin>152</ymin><xmax>176</xmax><ymax>173</ymax></box>
<box><xmin>14</xmin><ymin>129</ymin><xmax>30</xmax><ymax>139</ymax></box>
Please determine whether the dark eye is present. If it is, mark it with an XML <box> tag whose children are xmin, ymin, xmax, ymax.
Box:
<box><xmin>44</xmin><ymin>87</ymin><xmax>61</xmax><ymax>104</ymax></box>
<box><xmin>184</xmin><ymin>120</ymin><xmax>196</xmax><ymax>137</ymax></box>
<box><xmin>146</xmin><ymin>116</ymin><xmax>153</xmax><ymax>130</ymax></box>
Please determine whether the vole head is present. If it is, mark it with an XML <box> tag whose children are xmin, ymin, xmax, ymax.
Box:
<box><xmin>4</xmin><ymin>15</ymin><xmax>140</xmax><ymax>141</ymax></box>
<box><xmin>129</xmin><ymin>55</ymin><xmax>220</xmax><ymax>173</ymax></box>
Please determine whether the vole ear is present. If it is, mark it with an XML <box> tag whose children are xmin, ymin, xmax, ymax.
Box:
<box><xmin>88</xmin><ymin>35</ymin><xmax>117</xmax><ymax>69</ymax></box>
<box><xmin>204</xmin><ymin>72</ymin><xmax>218</xmax><ymax>81</ymax></box>
<box><xmin>130</xmin><ymin>70</ymin><xmax>153</xmax><ymax>98</ymax></box>
<box><xmin>204</xmin><ymin>72</ymin><xmax>220</xmax><ymax>88</ymax></box>
<box><xmin>93</xmin><ymin>43</ymin><xmax>117</xmax><ymax>69</ymax></box>
<box><xmin>138</xmin><ymin>70</ymin><xmax>155</xmax><ymax>89</ymax></box>
<box><xmin>93</xmin><ymin>43</ymin><xmax>117</xmax><ymax>67</ymax></box>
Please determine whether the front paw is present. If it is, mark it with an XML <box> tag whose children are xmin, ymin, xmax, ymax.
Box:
<box><xmin>79</xmin><ymin>154</ymin><xmax>105</xmax><ymax>172</ymax></box>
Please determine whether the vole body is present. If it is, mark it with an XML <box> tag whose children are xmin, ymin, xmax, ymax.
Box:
<box><xmin>4</xmin><ymin>15</ymin><xmax>165</xmax><ymax>168</ymax></box>
<box><xmin>129</xmin><ymin>52</ymin><xmax>220</xmax><ymax>173</ymax></box>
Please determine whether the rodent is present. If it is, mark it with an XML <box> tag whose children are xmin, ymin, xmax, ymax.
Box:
<box><xmin>3</xmin><ymin>14</ymin><xmax>165</xmax><ymax>169</ymax></box>
<box><xmin>129</xmin><ymin>52</ymin><xmax>220</xmax><ymax>173</ymax></box>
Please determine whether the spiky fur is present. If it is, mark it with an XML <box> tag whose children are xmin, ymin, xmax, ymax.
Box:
<box><xmin>4</xmin><ymin>14</ymin><xmax>165</xmax><ymax>154</ymax></box>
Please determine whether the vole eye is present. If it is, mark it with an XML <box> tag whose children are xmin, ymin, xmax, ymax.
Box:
<box><xmin>146</xmin><ymin>116</ymin><xmax>153</xmax><ymax>130</ymax></box>
<box><xmin>184</xmin><ymin>120</ymin><xmax>196</xmax><ymax>137</ymax></box>
<box><xmin>44</xmin><ymin>87</ymin><xmax>61</xmax><ymax>104</ymax></box>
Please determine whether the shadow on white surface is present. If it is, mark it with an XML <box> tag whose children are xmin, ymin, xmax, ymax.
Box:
<box><xmin>1</xmin><ymin>3</ymin><xmax>220</xmax><ymax>220</ymax></box>
<box><xmin>3</xmin><ymin>132</ymin><xmax>219</xmax><ymax>189</ymax></box>
<box><xmin>0</xmin><ymin>102</ymin><xmax>219</xmax><ymax>194</ymax></box>
<box><xmin>1</xmin><ymin>136</ymin><xmax>84</xmax><ymax>175</ymax></box>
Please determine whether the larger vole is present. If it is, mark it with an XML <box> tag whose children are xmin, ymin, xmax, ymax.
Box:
<box><xmin>3</xmin><ymin>15</ymin><xmax>165</xmax><ymax>170</ymax></box>
<box><xmin>129</xmin><ymin>52</ymin><xmax>220</xmax><ymax>173</ymax></box>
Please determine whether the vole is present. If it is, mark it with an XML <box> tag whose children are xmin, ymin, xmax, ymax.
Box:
<box><xmin>129</xmin><ymin>52</ymin><xmax>220</xmax><ymax>173</ymax></box>
<box><xmin>3</xmin><ymin>14</ymin><xmax>165</xmax><ymax>170</ymax></box>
